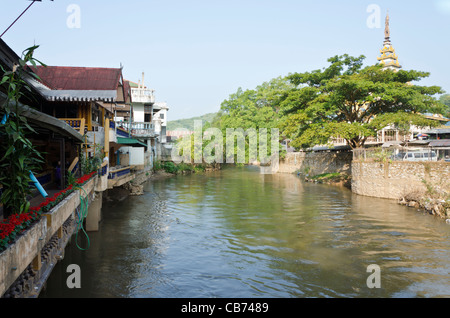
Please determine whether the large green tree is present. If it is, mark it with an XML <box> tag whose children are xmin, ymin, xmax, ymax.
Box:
<box><xmin>212</xmin><ymin>77</ymin><xmax>293</xmax><ymax>162</ymax></box>
<box><xmin>215</xmin><ymin>76</ymin><xmax>295</xmax><ymax>129</ymax></box>
<box><xmin>279</xmin><ymin>54</ymin><xmax>446</xmax><ymax>149</ymax></box>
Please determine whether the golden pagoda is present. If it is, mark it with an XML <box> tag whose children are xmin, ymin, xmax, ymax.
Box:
<box><xmin>377</xmin><ymin>12</ymin><xmax>402</xmax><ymax>71</ymax></box>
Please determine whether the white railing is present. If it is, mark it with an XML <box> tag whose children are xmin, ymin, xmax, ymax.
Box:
<box><xmin>131</xmin><ymin>122</ymin><xmax>154</xmax><ymax>137</ymax></box>
<box><xmin>131</xmin><ymin>88</ymin><xmax>155</xmax><ymax>104</ymax></box>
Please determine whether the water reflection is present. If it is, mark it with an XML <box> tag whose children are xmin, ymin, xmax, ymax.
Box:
<box><xmin>41</xmin><ymin>166</ymin><xmax>450</xmax><ymax>298</ymax></box>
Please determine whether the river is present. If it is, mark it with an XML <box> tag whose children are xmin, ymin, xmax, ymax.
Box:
<box><xmin>40</xmin><ymin>166</ymin><xmax>450</xmax><ymax>298</ymax></box>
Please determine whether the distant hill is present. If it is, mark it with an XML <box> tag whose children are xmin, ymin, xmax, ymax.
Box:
<box><xmin>167</xmin><ymin>112</ymin><xmax>218</xmax><ymax>131</ymax></box>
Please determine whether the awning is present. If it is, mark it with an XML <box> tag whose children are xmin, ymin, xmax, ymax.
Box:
<box><xmin>116</xmin><ymin>137</ymin><xmax>148</xmax><ymax>147</ymax></box>
<box><xmin>0</xmin><ymin>92</ymin><xmax>84</xmax><ymax>142</ymax></box>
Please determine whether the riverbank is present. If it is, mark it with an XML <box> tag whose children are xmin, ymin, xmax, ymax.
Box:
<box><xmin>302</xmin><ymin>172</ymin><xmax>352</xmax><ymax>189</ymax></box>
<box><xmin>398</xmin><ymin>186</ymin><xmax>450</xmax><ymax>222</ymax></box>
<box><xmin>106</xmin><ymin>163</ymin><xmax>222</xmax><ymax>201</ymax></box>
<box><xmin>300</xmin><ymin>169</ymin><xmax>450</xmax><ymax>223</ymax></box>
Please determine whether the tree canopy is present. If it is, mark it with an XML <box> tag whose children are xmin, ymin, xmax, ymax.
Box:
<box><xmin>278</xmin><ymin>54</ymin><xmax>446</xmax><ymax>149</ymax></box>
<box><xmin>214</xmin><ymin>76</ymin><xmax>294</xmax><ymax>131</ymax></box>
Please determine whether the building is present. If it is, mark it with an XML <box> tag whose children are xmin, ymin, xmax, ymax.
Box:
<box><xmin>0</xmin><ymin>39</ymin><xmax>85</xmax><ymax>206</ymax></box>
<box><xmin>27</xmin><ymin>65</ymin><xmax>152</xmax><ymax>189</ymax></box>
<box><xmin>127</xmin><ymin>73</ymin><xmax>157</xmax><ymax>169</ymax></box>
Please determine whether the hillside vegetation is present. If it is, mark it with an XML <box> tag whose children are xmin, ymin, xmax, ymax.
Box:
<box><xmin>167</xmin><ymin>112</ymin><xmax>218</xmax><ymax>131</ymax></box>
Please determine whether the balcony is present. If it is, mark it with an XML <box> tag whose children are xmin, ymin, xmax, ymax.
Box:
<box><xmin>130</xmin><ymin>122</ymin><xmax>155</xmax><ymax>138</ymax></box>
<box><xmin>131</xmin><ymin>88</ymin><xmax>155</xmax><ymax>104</ymax></box>
<box><xmin>110</xmin><ymin>121</ymin><xmax>131</xmax><ymax>138</ymax></box>
<box><xmin>58</xmin><ymin>118</ymin><xmax>85</xmax><ymax>133</ymax></box>
<box><xmin>111</xmin><ymin>121</ymin><xmax>155</xmax><ymax>139</ymax></box>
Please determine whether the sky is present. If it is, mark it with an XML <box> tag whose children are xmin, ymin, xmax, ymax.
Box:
<box><xmin>1</xmin><ymin>0</ymin><xmax>449</xmax><ymax>121</ymax></box>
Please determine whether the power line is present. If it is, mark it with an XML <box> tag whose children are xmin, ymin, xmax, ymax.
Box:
<box><xmin>0</xmin><ymin>1</ymin><xmax>40</xmax><ymax>38</ymax></box>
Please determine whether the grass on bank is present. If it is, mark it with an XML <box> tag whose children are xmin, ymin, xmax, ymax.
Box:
<box><xmin>153</xmin><ymin>161</ymin><xmax>207</xmax><ymax>175</ymax></box>
<box><xmin>303</xmin><ymin>172</ymin><xmax>351</xmax><ymax>186</ymax></box>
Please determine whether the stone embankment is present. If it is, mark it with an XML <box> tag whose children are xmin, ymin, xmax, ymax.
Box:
<box><xmin>352</xmin><ymin>160</ymin><xmax>450</xmax><ymax>222</ymax></box>
<box><xmin>303</xmin><ymin>172</ymin><xmax>351</xmax><ymax>189</ymax></box>
<box><xmin>398</xmin><ymin>190</ymin><xmax>450</xmax><ymax>222</ymax></box>
<box><xmin>279</xmin><ymin>152</ymin><xmax>450</xmax><ymax>223</ymax></box>
<box><xmin>279</xmin><ymin>151</ymin><xmax>352</xmax><ymax>176</ymax></box>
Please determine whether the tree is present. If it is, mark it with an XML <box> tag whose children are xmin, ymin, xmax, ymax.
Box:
<box><xmin>213</xmin><ymin>77</ymin><xmax>293</xmax><ymax>162</ymax></box>
<box><xmin>279</xmin><ymin>54</ymin><xmax>446</xmax><ymax>150</ymax></box>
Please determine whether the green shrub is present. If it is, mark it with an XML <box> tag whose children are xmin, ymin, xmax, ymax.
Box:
<box><xmin>162</xmin><ymin>161</ymin><xmax>178</xmax><ymax>174</ymax></box>
<box><xmin>153</xmin><ymin>160</ymin><xmax>162</xmax><ymax>171</ymax></box>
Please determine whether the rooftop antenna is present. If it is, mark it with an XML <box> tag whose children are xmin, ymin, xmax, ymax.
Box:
<box><xmin>0</xmin><ymin>1</ymin><xmax>53</xmax><ymax>38</ymax></box>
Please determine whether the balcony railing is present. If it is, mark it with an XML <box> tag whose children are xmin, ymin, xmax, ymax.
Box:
<box><xmin>59</xmin><ymin>118</ymin><xmax>85</xmax><ymax>133</ymax></box>
<box><xmin>130</xmin><ymin>122</ymin><xmax>154</xmax><ymax>137</ymax></box>
<box><xmin>110</xmin><ymin>121</ymin><xmax>155</xmax><ymax>138</ymax></box>
<box><xmin>131</xmin><ymin>88</ymin><xmax>155</xmax><ymax>104</ymax></box>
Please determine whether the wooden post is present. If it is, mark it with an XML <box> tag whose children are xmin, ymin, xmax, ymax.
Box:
<box><xmin>84</xmin><ymin>135</ymin><xmax>88</xmax><ymax>161</ymax></box>
<box><xmin>32</xmin><ymin>252</ymin><xmax>42</xmax><ymax>271</ymax></box>
<box><xmin>104</xmin><ymin>118</ymin><xmax>110</xmax><ymax>159</ymax></box>
<box><xmin>57</xmin><ymin>226</ymin><xmax>63</xmax><ymax>239</ymax></box>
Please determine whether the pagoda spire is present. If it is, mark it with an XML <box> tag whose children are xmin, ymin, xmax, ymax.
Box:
<box><xmin>377</xmin><ymin>11</ymin><xmax>401</xmax><ymax>71</ymax></box>
<box><xmin>384</xmin><ymin>11</ymin><xmax>390</xmax><ymax>42</ymax></box>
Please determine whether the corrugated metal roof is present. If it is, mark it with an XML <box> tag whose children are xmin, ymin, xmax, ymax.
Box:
<box><xmin>429</xmin><ymin>139</ymin><xmax>450</xmax><ymax>147</ymax></box>
<box><xmin>29</xmin><ymin>66</ymin><xmax>122</xmax><ymax>91</ymax></box>
<box><xmin>39</xmin><ymin>89</ymin><xmax>117</xmax><ymax>102</ymax></box>
<box><xmin>426</xmin><ymin>128</ymin><xmax>450</xmax><ymax>134</ymax></box>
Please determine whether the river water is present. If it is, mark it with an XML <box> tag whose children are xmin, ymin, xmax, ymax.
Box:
<box><xmin>40</xmin><ymin>166</ymin><xmax>450</xmax><ymax>298</ymax></box>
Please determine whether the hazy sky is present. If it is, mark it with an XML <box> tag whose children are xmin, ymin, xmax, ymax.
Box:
<box><xmin>1</xmin><ymin>0</ymin><xmax>449</xmax><ymax>120</ymax></box>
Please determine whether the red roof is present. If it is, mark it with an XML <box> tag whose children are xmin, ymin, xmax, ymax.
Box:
<box><xmin>123</xmin><ymin>80</ymin><xmax>131</xmax><ymax>103</ymax></box>
<box><xmin>30</xmin><ymin>66</ymin><xmax>123</xmax><ymax>91</ymax></box>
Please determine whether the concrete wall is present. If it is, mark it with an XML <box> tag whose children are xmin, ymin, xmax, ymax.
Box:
<box><xmin>278</xmin><ymin>151</ymin><xmax>352</xmax><ymax>176</ymax></box>
<box><xmin>0</xmin><ymin>178</ymin><xmax>96</xmax><ymax>297</ymax></box>
<box><xmin>351</xmin><ymin>160</ymin><xmax>450</xmax><ymax>200</ymax></box>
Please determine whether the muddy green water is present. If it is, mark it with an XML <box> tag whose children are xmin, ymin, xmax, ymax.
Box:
<box><xmin>40</xmin><ymin>166</ymin><xmax>450</xmax><ymax>298</ymax></box>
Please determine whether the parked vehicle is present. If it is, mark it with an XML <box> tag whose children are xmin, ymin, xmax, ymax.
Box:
<box><xmin>390</xmin><ymin>152</ymin><xmax>407</xmax><ymax>161</ymax></box>
<box><xmin>402</xmin><ymin>150</ymin><xmax>437</xmax><ymax>162</ymax></box>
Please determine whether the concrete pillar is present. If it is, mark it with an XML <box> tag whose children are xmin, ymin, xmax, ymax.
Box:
<box><xmin>86</xmin><ymin>192</ymin><xmax>103</xmax><ymax>232</ymax></box>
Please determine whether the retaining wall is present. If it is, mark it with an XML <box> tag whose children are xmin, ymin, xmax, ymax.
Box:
<box><xmin>278</xmin><ymin>151</ymin><xmax>352</xmax><ymax>176</ymax></box>
<box><xmin>351</xmin><ymin>160</ymin><xmax>450</xmax><ymax>200</ymax></box>
<box><xmin>0</xmin><ymin>178</ymin><xmax>96</xmax><ymax>297</ymax></box>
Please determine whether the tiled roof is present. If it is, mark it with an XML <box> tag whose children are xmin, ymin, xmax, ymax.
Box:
<box><xmin>29</xmin><ymin>66</ymin><xmax>122</xmax><ymax>91</ymax></box>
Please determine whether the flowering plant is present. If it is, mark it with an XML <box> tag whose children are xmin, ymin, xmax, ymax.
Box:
<box><xmin>31</xmin><ymin>171</ymin><xmax>97</xmax><ymax>213</ymax></box>
<box><xmin>0</xmin><ymin>210</ymin><xmax>41</xmax><ymax>252</ymax></box>
<box><xmin>0</xmin><ymin>171</ymin><xmax>97</xmax><ymax>252</ymax></box>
